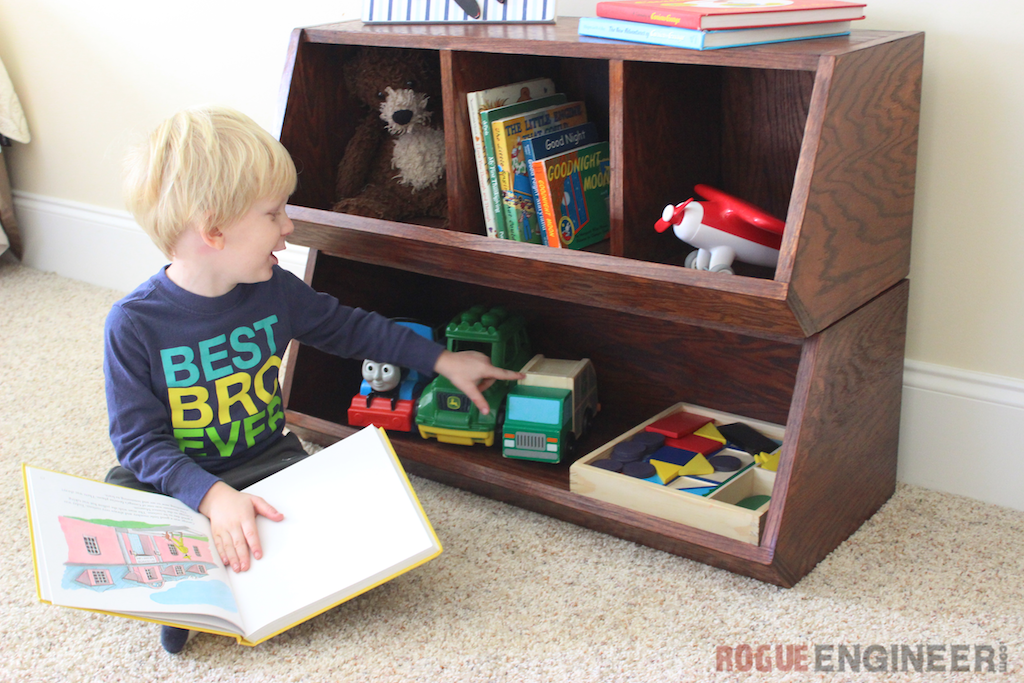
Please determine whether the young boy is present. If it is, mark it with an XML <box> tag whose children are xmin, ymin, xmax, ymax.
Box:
<box><xmin>103</xmin><ymin>106</ymin><xmax>521</xmax><ymax>653</ymax></box>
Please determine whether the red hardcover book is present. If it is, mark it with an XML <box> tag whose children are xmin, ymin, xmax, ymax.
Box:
<box><xmin>594</xmin><ymin>0</ymin><xmax>866</xmax><ymax>30</ymax></box>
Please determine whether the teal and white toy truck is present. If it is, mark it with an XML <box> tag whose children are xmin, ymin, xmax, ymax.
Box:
<box><xmin>501</xmin><ymin>354</ymin><xmax>599</xmax><ymax>463</ymax></box>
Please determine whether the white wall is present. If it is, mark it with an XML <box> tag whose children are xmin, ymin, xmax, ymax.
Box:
<box><xmin>0</xmin><ymin>1</ymin><xmax>359</xmax><ymax>208</ymax></box>
<box><xmin>0</xmin><ymin>0</ymin><xmax>357</xmax><ymax>277</ymax></box>
<box><xmin>2</xmin><ymin>0</ymin><xmax>1023</xmax><ymax>509</ymax></box>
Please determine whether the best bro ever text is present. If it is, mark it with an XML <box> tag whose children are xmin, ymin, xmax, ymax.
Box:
<box><xmin>160</xmin><ymin>315</ymin><xmax>284</xmax><ymax>457</ymax></box>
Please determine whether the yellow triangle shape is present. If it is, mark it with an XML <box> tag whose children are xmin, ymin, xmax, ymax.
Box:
<box><xmin>649</xmin><ymin>459</ymin><xmax>682</xmax><ymax>485</ymax></box>
<box><xmin>754</xmin><ymin>448</ymin><xmax>781</xmax><ymax>472</ymax></box>
<box><xmin>694</xmin><ymin>423</ymin><xmax>727</xmax><ymax>444</ymax></box>
<box><xmin>677</xmin><ymin>452</ymin><xmax>714</xmax><ymax>476</ymax></box>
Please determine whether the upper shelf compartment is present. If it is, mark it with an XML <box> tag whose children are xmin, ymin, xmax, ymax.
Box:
<box><xmin>276</xmin><ymin>19</ymin><xmax>923</xmax><ymax>340</ymax></box>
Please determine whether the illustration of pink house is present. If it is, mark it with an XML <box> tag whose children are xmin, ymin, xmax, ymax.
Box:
<box><xmin>58</xmin><ymin>517</ymin><xmax>215</xmax><ymax>590</ymax></box>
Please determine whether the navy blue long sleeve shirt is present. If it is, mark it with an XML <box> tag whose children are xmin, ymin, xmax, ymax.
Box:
<box><xmin>104</xmin><ymin>265</ymin><xmax>443</xmax><ymax>511</ymax></box>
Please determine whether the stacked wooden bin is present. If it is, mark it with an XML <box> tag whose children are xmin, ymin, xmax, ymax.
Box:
<box><xmin>276</xmin><ymin>19</ymin><xmax>924</xmax><ymax>587</ymax></box>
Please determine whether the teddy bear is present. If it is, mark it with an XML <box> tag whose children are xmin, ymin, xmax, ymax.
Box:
<box><xmin>332</xmin><ymin>47</ymin><xmax>448</xmax><ymax>223</ymax></box>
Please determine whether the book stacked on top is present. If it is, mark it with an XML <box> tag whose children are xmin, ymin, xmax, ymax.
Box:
<box><xmin>467</xmin><ymin>79</ymin><xmax>610</xmax><ymax>250</ymax></box>
<box><xmin>578</xmin><ymin>0</ymin><xmax>865</xmax><ymax>50</ymax></box>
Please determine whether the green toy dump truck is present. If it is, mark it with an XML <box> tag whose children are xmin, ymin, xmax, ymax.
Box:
<box><xmin>501</xmin><ymin>354</ymin><xmax>599</xmax><ymax>463</ymax></box>
<box><xmin>415</xmin><ymin>305</ymin><xmax>531</xmax><ymax>447</ymax></box>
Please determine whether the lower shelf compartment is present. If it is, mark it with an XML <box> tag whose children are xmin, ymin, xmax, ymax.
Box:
<box><xmin>284</xmin><ymin>279</ymin><xmax>909</xmax><ymax>588</ymax></box>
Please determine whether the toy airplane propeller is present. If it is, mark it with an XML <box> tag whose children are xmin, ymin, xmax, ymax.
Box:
<box><xmin>654</xmin><ymin>184</ymin><xmax>786</xmax><ymax>274</ymax></box>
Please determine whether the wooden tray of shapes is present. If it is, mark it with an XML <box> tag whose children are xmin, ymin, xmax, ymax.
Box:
<box><xmin>569</xmin><ymin>403</ymin><xmax>783</xmax><ymax>545</ymax></box>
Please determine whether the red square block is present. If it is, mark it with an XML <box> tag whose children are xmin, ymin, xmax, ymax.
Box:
<box><xmin>645</xmin><ymin>412</ymin><xmax>711</xmax><ymax>439</ymax></box>
<box><xmin>664</xmin><ymin>433</ymin><xmax>723</xmax><ymax>456</ymax></box>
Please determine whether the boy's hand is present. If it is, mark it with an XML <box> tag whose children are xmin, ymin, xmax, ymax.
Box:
<box><xmin>433</xmin><ymin>350</ymin><xmax>525</xmax><ymax>415</ymax></box>
<box><xmin>198</xmin><ymin>481</ymin><xmax>284</xmax><ymax>572</ymax></box>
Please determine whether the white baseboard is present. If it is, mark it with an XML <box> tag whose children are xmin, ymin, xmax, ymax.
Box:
<box><xmin>11</xmin><ymin>192</ymin><xmax>1024</xmax><ymax>512</ymax></box>
<box><xmin>12</xmin><ymin>190</ymin><xmax>309</xmax><ymax>291</ymax></box>
<box><xmin>899</xmin><ymin>361</ymin><xmax>1024</xmax><ymax>511</ymax></box>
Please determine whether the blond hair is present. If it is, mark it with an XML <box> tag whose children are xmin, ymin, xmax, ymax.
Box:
<box><xmin>123</xmin><ymin>106</ymin><xmax>297</xmax><ymax>258</ymax></box>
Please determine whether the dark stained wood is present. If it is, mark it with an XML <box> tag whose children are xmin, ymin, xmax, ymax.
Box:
<box><xmin>439</xmin><ymin>49</ymin><xmax>471</xmax><ymax>234</ymax></box>
<box><xmin>276</xmin><ymin>31</ymin><xmax>359</xmax><ymax>210</ymax></box>
<box><xmin>276</xmin><ymin>24</ymin><xmax>922</xmax><ymax>586</ymax></box>
<box><xmin>607</xmin><ymin>60</ymin><xmax>624</xmax><ymax>257</ymax></box>
<box><xmin>287</xmin><ymin>251</ymin><xmax>801</xmax><ymax>425</ymax></box>
<box><xmin>762</xmin><ymin>280</ymin><xmax>909</xmax><ymax>582</ymax></box>
<box><xmin>300</xmin><ymin>20</ymin><xmax>912</xmax><ymax>71</ymax></box>
<box><xmin>277</xmin><ymin>249</ymin><xmax>322</xmax><ymax>413</ymax></box>
<box><xmin>617</xmin><ymin>63</ymin><xmax>813</xmax><ymax>267</ymax></box>
<box><xmin>274</xmin><ymin>24</ymin><xmax>921</xmax><ymax>335</ymax></box>
<box><xmin>283</xmin><ymin>280</ymin><xmax>908</xmax><ymax>588</ymax></box>
<box><xmin>443</xmin><ymin>50</ymin><xmax>610</xmax><ymax>235</ymax></box>
<box><xmin>276</xmin><ymin>25</ymin><xmax>921</xmax><ymax>336</ymax></box>
<box><xmin>781</xmin><ymin>34</ymin><xmax>924</xmax><ymax>333</ymax></box>
<box><xmin>721</xmin><ymin>68</ymin><xmax>814</xmax><ymax>222</ymax></box>
<box><xmin>442</xmin><ymin>49</ymin><xmax>551</xmax><ymax>235</ymax></box>
<box><xmin>288</xmin><ymin>209</ymin><xmax>806</xmax><ymax>340</ymax></box>
<box><xmin>618</xmin><ymin>60</ymin><xmax>722</xmax><ymax>264</ymax></box>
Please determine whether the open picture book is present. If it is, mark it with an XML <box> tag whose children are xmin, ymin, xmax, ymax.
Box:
<box><xmin>23</xmin><ymin>426</ymin><xmax>442</xmax><ymax>646</ymax></box>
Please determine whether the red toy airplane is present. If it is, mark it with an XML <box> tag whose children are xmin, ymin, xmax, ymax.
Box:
<box><xmin>655</xmin><ymin>184</ymin><xmax>786</xmax><ymax>274</ymax></box>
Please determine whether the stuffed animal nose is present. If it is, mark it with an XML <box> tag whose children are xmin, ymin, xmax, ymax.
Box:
<box><xmin>392</xmin><ymin>110</ymin><xmax>413</xmax><ymax>125</ymax></box>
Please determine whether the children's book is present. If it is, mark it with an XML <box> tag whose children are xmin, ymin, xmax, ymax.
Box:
<box><xmin>594</xmin><ymin>0</ymin><xmax>865</xmax><ymax>31</ymax></box>
<box><xmin>577</xmin><ymin>17</ymin><xmax>852</xmax><ymax>50</ymax></box>
<box><xmin>480</xmin><ymin>93</ymin><xmax>566</xmax><ymax>240</ymax></box>
<box><xmin>491</xmin><ymin>100</ymin><xmax>588</xmax><ymax>243</ymax></box>
<box><xmin>23</xmin><ymin>426</ymin><xmax>442</xmax><ymax>647</ymax></box>
<box><xmin>467</xmin><ymin>78</ymin><xmax>557</xmax><ymax>238</ymax></box>
<box><xmin>530</xmin><ymin>141</ymin><xmax>611</xmax><ymax>250</ymax></box>
<box><xmin>362</xmin><ymin>0</ymin><xmax>557</xmax><ymax>24</ymax></box>
<box><xmin>520</xmin><ymin>123</ymin><xmax>600</xmax><ymax>245</ymax></box>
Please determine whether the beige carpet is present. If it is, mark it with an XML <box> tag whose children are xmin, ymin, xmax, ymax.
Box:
<box><xmin>2</xmin><ymin>257</ymin><xmax>1022</xmax><ymax>682</ymax></box>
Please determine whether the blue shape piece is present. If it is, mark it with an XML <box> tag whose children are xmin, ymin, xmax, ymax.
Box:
<box><xmin>622</xmin><ymin>460</ymin><xmax>657</xmax><ymax>479</ymax></box>
<box><xmin>643</xmin><ymin>465</ymin><xmax>679</xmax><ymax>486</ymax></box>
<box><xmin>677</xmin><ymin>486</ymin><xmax>716</xmax><ymax>496</ymax></box>
<box><xmin>611</xmin><ymin>440</ymin><xmax>648</xmax><ymax>463</ymax></box>
<box><xmin>718</xmin><ymin>422</ymin><xmax>780</xmax><ymax>456</ymax></box>
<box><xmin>708</xmin><ymin>454</ymin><xmax>743</xmax><ymax>472</ymax></box>
<box><xmin>648</xmin><ymin>445</ymin><xmax>699</xmax><ymax>467</ymax></box>
<box><xmin>630</xmin><ymin>431</ymin><xmax>665</xmax><ymax>455</ymax></box>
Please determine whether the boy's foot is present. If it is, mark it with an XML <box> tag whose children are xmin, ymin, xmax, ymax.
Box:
<box><xmin>160</xmin><ymin>626</ymin><xmax>197</xmax><ymax>654</ymax></box>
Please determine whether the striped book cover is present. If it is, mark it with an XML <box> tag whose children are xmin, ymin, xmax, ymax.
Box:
<box><xmin>363</xmin><ymin>0</ymin><xmax>556</xmax><ymax>23</ymax></box>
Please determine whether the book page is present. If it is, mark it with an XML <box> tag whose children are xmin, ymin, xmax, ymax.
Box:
<box><xmin>24</xmin><ymin>467</ymin><xmax>244</xmax><ymax>634</ymax></box>
<box><xmin>227</xmin><ymin>427</ymin><xmax>441</xmax><ymax>643</ymax></box>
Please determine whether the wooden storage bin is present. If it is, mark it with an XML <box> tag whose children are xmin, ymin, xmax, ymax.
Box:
<box><xmin>278</xmin><ymin>20</ymin><xmax>922</xmax><ymax>338</ymax></box>
<box><xmin>277</xmin><ymin>20</ymin><xmax>922</xmax><ymax>586</ymax></box>
<box><xmin>284</xmin><ymin>252</ymin><xmax>909</xmax><ymax>586</ymax></box>
<box><xmin>570</xmin><ymin>403</ymin><xmax>782</xmax><ymax>545</ymax></box>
